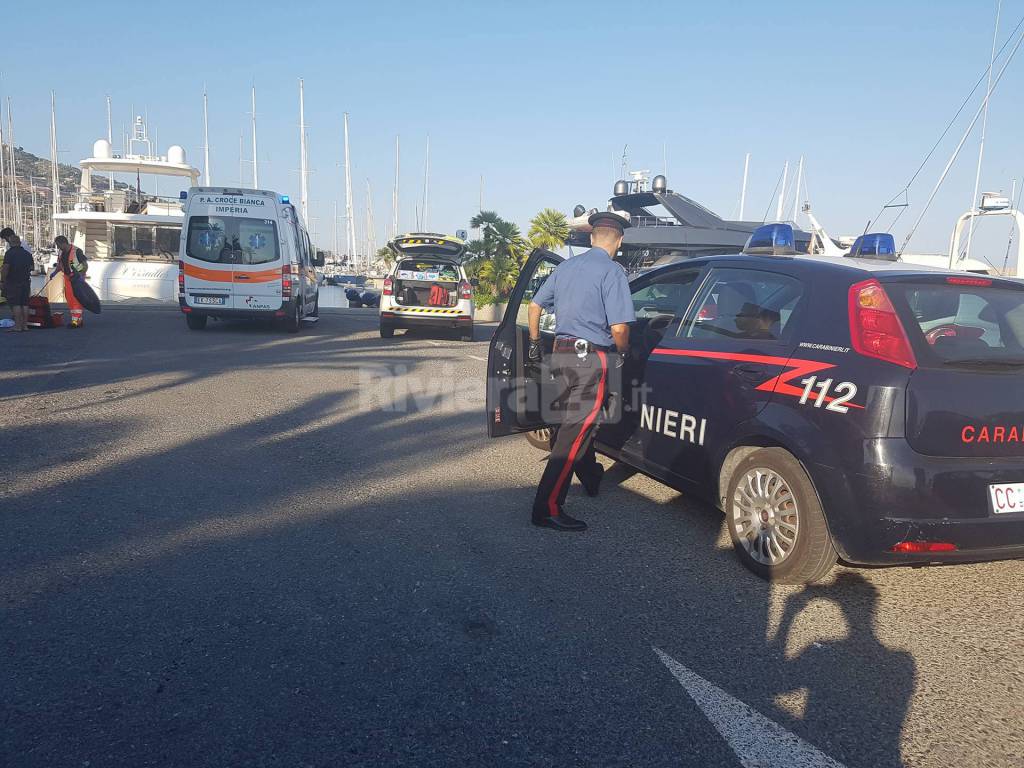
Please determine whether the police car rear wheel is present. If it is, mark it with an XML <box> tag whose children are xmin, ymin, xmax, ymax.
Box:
<box><xmin>380</xmin><ymin>323</ymin><xmax>395</xmax><ymax>338</ymax></box>
<box><xmin>726</xmin><ymin>449</ymin><xmax>836</xmax><ymax>584</ymax></box>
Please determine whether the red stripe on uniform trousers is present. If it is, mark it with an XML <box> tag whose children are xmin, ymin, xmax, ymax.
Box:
<box><xmin>548</xmin><ymin>351</ymin><xmax>608</xmax><ymax>517</ymax></box>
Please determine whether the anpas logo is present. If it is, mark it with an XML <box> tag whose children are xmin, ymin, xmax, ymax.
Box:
<box><xmin>245</xmin><ymin>296</ymin><xmax>274</xmax><ymax>311</ymax></box>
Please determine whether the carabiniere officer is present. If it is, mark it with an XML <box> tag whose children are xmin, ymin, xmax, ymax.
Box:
<box><xmin>526</xmin><ymin>211</ymin><xmax>635</xmax><ymax>531</ymax></box>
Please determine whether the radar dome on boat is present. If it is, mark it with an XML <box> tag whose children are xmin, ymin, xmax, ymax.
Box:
<box><xmin>573</xmin><ymin>205</ymin><xmax>587</xmax><ymax>217</ymax></box>
<box><xmin>92</xmin><ymin>139</ymin><xmax>113</xmax><ymax>159</ymax></box>
<box><xmin>167</xmin><ymin>145</ymin><xmax>187</xmax><ymax>165</ymax></box>
<box><xmin>652</xmin><ymin>175</ymin><xmax>667</xmax><ymax>193</ymax></box>
<box><xmin>613</xmin><ymin>179</ymin><xmax>629</xmax><ymax>196</ymax></box>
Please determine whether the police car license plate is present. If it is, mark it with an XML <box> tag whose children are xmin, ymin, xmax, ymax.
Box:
<box><xmin>193</xmin><ymin>296</ymin><xmax>225</xmax><ymax>305</ymax></box>
<box><xmin>989</xmin><ymin>483</ymin><xmax>1024</xmax><ymax>514</ymax></box>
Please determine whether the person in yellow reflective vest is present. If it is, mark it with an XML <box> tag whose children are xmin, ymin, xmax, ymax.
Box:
<box><xmin>52</xmin><ymin>236</ymin><xmax>88</xmax><ymax>328</ymax></box>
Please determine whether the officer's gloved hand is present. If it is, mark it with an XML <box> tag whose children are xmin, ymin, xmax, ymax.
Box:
<box><xmin>527</xmin><ymin>338</ymin><xmax>543</xmax><ymax>363</ymax></box>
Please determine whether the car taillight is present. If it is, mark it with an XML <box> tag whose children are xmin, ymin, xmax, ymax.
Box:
<box><xmin>383</xmin><ymin>276</ymin><xmax>394</xmax><ymax>296</ymax></box>
<box><xmin>891</xmin><ymin>541</ymin><xmax>957</xmax><ymax>553</ymax></box>
<box><xmin>848</xmin><ymin>279</ymin><xmax>917</xmax><ymax>369</ymax></box>
<box><xmin>947</xmin><ymin>276</ymin><xmax>992</xmax><ymax>287</ymax></box>
<box><xmin>177</xmin><ymin>260</ymin><xmax>185</xmax><ymax>295</ymax></box>
<box><xmin>282</xmin><ymin>264</ymin><xmax>292</xmax><ymax>298</ymax></box>
<box><xmin>459</xmin><ymin>280</ymin><xmax>472</xmax><ymax>300</ymax></box>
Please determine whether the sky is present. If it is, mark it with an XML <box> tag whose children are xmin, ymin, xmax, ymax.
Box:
<box><xmin>6</xmin><ymin>0</ymin><xmax>1024</xmax><ymax>266</ymax></box>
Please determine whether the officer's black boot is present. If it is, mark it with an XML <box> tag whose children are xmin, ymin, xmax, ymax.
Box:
<box><xmin>531</xmin><ymin>505</ymin><xmax>588</xmax><ymax>532</ymax></box>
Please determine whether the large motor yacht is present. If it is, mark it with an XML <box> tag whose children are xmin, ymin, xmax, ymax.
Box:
<box><xmin>52</xmin><ymin>116</ymin><xmax>199</xmax><ymax>301</ymax></box>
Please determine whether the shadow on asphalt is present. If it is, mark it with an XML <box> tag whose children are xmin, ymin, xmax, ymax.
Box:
<box><xmin>0</xmin><ymin>311</ymin><xmax>913</xmax><ymax>767</ymax></box>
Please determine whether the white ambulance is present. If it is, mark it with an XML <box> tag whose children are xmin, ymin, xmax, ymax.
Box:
<box><xmin>178</xmin><ymin>188</ymin><xmax>322</xmax><ymax>331</ymax></box>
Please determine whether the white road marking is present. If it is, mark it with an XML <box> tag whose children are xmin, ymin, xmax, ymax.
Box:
<box><xmin>466</xmin><ymin>354</ymin><xmax>487</xmax><ymax>362</ymax></box>
<box><xmin>653</xmin><ymin>647</ymin><xmax>847</xmax><ymax>768</ymax></box>
<box><xmin>426</xmin><ymin>340</ymin><xmax>444</xmax><ymax>347</ymax></box>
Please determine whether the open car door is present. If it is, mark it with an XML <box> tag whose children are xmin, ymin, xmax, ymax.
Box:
<box><xmin>486</xmin><ymin>249</ymin><xmax>564</xmax><ymax>437</ymax></box>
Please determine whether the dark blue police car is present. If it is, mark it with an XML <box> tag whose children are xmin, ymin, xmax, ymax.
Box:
<box><xmin>486</xmin><ymin>225</ymin><xmax>1024</xmax><ymax>583</ymax></box>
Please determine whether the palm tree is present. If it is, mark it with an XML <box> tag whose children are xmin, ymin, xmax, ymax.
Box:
<box><xmin>470</xmin><ymin>210</ymin><xmax>501</xmax><ymax>230</ymax></box>
<box><xmin>528</xmin><ymin>208</ymin><xmax>569</xmax><ymax>252</ymax></box>
<box><xmin>489</xmin><ymin>219</ymin><xmax>529</xmax><ymax>267</ymax></box>
<box><xmin>476</xmin><ymin>253</ymin><xmax>520</xmax><ymax>299</ymax></box>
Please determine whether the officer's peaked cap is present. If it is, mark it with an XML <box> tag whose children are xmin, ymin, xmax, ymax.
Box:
<box><xmin>588</xmin><ymin>211</ymin><xmax>631</xmax><ymax>234</ymax></box>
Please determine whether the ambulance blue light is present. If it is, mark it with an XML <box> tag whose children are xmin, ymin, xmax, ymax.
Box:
<box><xmin>179</xmin><ymin>191</ymin><xmax>187</xmax><ymax>200</ymax></box>
<box><xmin>281</xmin><ymin>195</ymin><xmax>290</xmax><ymax>204</ymax></box>
<box><xmin>744</xmin><ymin>223</ymin><xmax>795</xmax><ymax>253</ymax></box>
<box><xmin>850</xmin><ymin>233</ymin><xmax>897</xmax><ymax>258</ymax></box>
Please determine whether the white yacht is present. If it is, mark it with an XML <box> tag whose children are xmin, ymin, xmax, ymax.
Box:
<box><xmin>52</xmin><ymin>116</ymin><xmax>199</xmax><ymax>301</ymax></box>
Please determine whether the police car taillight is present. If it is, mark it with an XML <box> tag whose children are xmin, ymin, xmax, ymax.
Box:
<box><xmin>459</xmin><ymin>280</ymin><xmax>472</xmax><ymax>300</ymax></box>
<box><xmin>848</xmin><ymin>279</ymin><xmax>917</xmax><ymax>369</ymax></box>
<box><xmin>383</xmin><ymin>276</ymin><xmax>394</xmax><ymax>296</ymax></box>
<box><xmin>282</xmin><ymin>264</ymin><xmax>292</xmax><ymax>299</ymax></box>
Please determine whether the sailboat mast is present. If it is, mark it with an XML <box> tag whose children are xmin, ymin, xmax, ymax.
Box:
<box><xmin>392</xmin><ymin>135</ymin><xmax>399</xmax><ymax>240</ymax></box>
<box><xmin>739</xmin><ymin>152</ymin><xmax>750</xmax><ymax>219</ymax></box>
<box><xmin>343</xmin><ymin>112</ymin><xmax>356</xmax><ymax>267</ymax></box>
<box><xmin>106</xmin><ymin>95</ymin><xmax>114</xmax><ymax>191</ymax></box>
<box><xmin>238</xmin><ymin>131</ymin><xmax>244</xmax><ymax>187</ymax></box>
<box><xmin>250</xmin><ymin>85</ymin><xmax>259</xmax><ymax>188</ymax></box>
<box><xmin>7</xmin><ymin>98</ymin><xmax>20</xmax><ymax>232</ymax></box>
<box><xmin>299</xmin><ymin>78</ymin><xmax>309</xmax><ymax>225</ymax></box>
<box><xmin>965</xmin><ymin>0</ymin><xmax>1002</xmax><ymax>264</ymax></box>
<box><xmin>791</xmin><ymin>156</ymin><xmax>804</xmax><ymax>223</ymax></box>
<box><xmin>421</xmin><ymin>135</ymin><xmax>429</xmax><ymax>231</ymax></box>
<box><xmin>332</xmin><ymin>199</ymin><xmax>338</xmax><ymax>257</ymax></box>
<box><xmin>366</xmin><ymin>178</ymin><xmax>375</xmax><ymax>263</ymax></box>
<box><xmin>202</xmin><ymin>86</ymin><xmax>211</xmax><ymax>186</ymax></box>
<box><xmin>775</xmin><ymin>160</ymin><xmax>788</xmax><ymax>222</ymax></box>
<box><xmin>0</xmin><ymin>94</ymin><xmax>7</xmax><ymax>227</ymax></box>
<box><xmin>49</xmin><ymin>91</ymin><xmax>59</xmax><ymax>238</ymax></box>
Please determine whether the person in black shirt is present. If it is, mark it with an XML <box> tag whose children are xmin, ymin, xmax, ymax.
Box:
<box><xmin>2</xmin><ymin>233</ymin><xmax>34</xmax><ymax>331</ymax></box>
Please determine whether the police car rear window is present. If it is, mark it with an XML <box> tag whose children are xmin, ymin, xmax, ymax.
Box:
<box><xmin>890</xmin><ymin>282</ymin><xmax>1024</xmax><ymax>364</ymax></box>
<box><xmin>396</xmin><ymin>260</ymin><xmax>459</xmax><ymax>281</ymax></box>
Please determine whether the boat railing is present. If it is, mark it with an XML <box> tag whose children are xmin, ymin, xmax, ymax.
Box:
<box><xmin>70</xmin><ymin>190</ymin><xmax>185</xmax><ymax>215</ymax></box>
<box><xmin>630</xmin><ymin>215</ymin><xmax>678</xmax><ymax>228</ymax></box>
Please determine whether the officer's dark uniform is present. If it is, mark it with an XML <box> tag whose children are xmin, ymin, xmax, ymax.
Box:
<box><xmin>529</xmin><ymin>212</ymin><xmax>635</xmax><ymax>531</ymax></box>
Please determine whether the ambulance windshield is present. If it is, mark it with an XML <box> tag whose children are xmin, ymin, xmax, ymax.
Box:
<box><xmin>186</xmin><ymin>216</ymin><xmax>280</xmax><ymax>265</ymax></box>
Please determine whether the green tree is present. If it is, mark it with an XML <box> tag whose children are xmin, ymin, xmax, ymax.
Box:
<box><xmin>476</xmin><ymin>253</ymin><xmax>520</xmax><ymax>300</ymax></box>
<box><xmin>528</xmin><ymin>208</ymin><xmax>569</xmax><ymax>252</ymax></box>
<box><xmin>375</xmin><ymin>246</ymin><xmax>395</xmax><ymax>269</ymax></box>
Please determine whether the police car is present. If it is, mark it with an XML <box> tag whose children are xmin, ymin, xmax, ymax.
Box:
<box><xmin>486</xmin><ymin>224</ymin><xmax>1024</xmax><ymax>583</ymax></box>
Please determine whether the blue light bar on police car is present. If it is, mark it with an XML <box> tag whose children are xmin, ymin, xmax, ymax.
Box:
<box><xmin>281</xmin><ymin>195</ymin><xmax>290</xmax><ymax>204</ymax></box>
<box><xmin>743</xmin><ymin>223</ymin><xmax>796</xmax><ymax>255</ymax></box>
<box><xmin>850</xmin><ymin>233</ymin><xmax>897</xmax><ymax>259</ymax></box>
<box><xmin>179</xmin><ymin>191</ymin><xmax>188</xmax><ymax>200</ymax></box>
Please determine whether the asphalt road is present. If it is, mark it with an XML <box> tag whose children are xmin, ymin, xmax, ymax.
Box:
<box><xmin>1</xmin><ymin>307</ymin><xmax>1022</xmax><ymax>768</ymax></box>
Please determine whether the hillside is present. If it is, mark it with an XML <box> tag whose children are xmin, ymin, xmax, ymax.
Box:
<box><xmin>2</xmin><ymin>144</ymin><xmax>131</xmax><ymax>234</ymax></box>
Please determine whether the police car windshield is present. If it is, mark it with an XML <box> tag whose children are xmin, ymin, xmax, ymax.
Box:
<box><xmin>186</xmin><ymin>216</ymin><xmax>280</xmax><ymax>265</ymax></box>
<box><xmin>890</xmin><ymin>282</ymin><xmax>1024</xmax><ymax>365</ymax></box>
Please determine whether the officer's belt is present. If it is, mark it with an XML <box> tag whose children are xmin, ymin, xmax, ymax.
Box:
<box><xmin>553</xmin><ymin>336</ymin><xmax>613</xmax><ymax>354</ymax></box>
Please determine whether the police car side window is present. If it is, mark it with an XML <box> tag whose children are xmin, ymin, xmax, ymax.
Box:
<box><xmin>516</xmin><ymin>259</ymin><xmax>558</xmax><ymax>332</ymax></box>
<box><xmin>681</xmin><ymin>268</ymin><xmax>804</xmax><ymax>342</ymax></box>
<box><xmin>630</xmin><ymin>269</ymin><xmax>700</xmax><ymax>321</ymax></box>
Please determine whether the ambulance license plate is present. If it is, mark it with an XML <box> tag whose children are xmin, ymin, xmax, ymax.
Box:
<box><xmin>989</xmin><ymin>483</ymin><xmax>1024</xmax><ymax>514</ymax></box>
<box><xmin>193</xmin><ymin>296</ymin><xmax>225</xmax><ymax>305</ymax></box>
